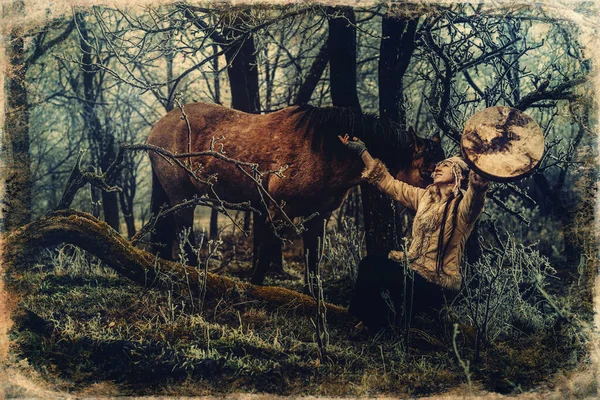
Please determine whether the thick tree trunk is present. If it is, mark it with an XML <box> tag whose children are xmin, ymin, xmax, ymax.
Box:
<box><xmin>3</xmin><ymin>23</ymin><xmax>32</xmax><ymax>232</ymax></box>
<box><xmin>324</xmin><ymin>5</ymin><xmax>399</xmax><ymax>258</ymax></box>
<box><xmin>326</xmin><ymin>6</ymin><xmax>372</xmax><ymax>264</ymax></box>
<box><xmin>378</xmin><ymin>10</ymin><xmax>418</xmax><ymax>127</ymax></box>
<box><xmin>361</xmin><ymin>10</ymin><xmax>420</xmax><ymax>256</ymax></box>
<box><xmin>223</xmin><ymin>14</ymin><xmax>261</xmax><ymax>114</ymax></box>
<box><xmin>327</xmin><ymin>7</ymin><xmax>360</xmax><ymax>111</ymax></box>
<box><xmin>3</xmin><ymin>210</ymin><xmax>348</xmax><ymax>320</ymax></box>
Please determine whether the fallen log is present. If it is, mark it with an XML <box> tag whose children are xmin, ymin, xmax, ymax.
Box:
<box><xmin>3</xmin><ymin>209</ymin><xmax>348</xmax><ymax>321</ymax></box>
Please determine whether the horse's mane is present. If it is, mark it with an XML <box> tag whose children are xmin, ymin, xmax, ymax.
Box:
<box><xmin>290</xmin><ymin>104</ymin><xmax>415</xmax><ymax>169</ymax></box>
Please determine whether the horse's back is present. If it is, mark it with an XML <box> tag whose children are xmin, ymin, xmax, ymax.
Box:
<box><xmin>148</xmin><ymin>102</ymin><xmax>228</xmax><ymax>150</ymax></box>
<box><xmin>147</xmin><ymin>102</ymin><xmax>310</xmax><ymax>203</ymax></box>
<box><xmin>148</xmin><ymin>102</ymin><xmax>301</xmax><ymax>149</ymax></box>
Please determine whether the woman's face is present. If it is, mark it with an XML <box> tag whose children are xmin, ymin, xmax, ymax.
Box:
<box><xmin>433</xmin><ymin>160</ymin><xmax>455</xmax><ymax>185</ymax></box>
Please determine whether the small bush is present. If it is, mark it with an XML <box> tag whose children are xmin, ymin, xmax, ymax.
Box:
<box><xmin>324</xmin><ymin>217</ymin><xmax>364</xmax><ymax>283</ymax></box>
<box><xmin>453</xmin><ymin>234</ymin><xmax>559</xmax><ymax>344</ymax></box>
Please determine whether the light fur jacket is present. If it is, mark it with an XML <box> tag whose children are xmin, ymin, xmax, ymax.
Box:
<box><xmin>362</xmin><ymin>159</ymin><xmax>489</xmax><ymax>291</ymax></box>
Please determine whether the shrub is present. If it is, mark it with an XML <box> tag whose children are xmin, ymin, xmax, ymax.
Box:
<box><xmin>452</xmin><ymin>234</ymin><xmax>559</xmax><ymax>356</ymax></box>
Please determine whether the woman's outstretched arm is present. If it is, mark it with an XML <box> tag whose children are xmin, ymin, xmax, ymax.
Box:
<box><xmin>338</xmin><ymin>134</ymin><xmax>425</xmax><ymax>211</ymax></box>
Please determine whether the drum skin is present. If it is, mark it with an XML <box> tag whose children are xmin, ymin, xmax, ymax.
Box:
<box><xmin>461</xmin><ymin>106</ymin><xmax>545</xmax><ymax>182</ymax></box>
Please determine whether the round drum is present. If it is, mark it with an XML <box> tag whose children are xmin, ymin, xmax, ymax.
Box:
<box><xmin>461</xmin><ymin>106</ymin><xmax>545</xmax><ymax>182</ymax></box>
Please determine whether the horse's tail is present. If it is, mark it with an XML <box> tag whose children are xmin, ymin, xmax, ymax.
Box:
<box><xmin>150</xmin><ymin>169</ymin><xmax>175</xmax><ymax>260</ymax></box>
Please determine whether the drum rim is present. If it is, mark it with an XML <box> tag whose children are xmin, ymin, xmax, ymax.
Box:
<box><xmin>460</xmin><ymin>146</ymin><xmax>542</xmax><ymax>183</ymax></box>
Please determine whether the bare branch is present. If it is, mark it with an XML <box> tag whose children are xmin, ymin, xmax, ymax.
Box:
<box><xmin>515</xmin><ymin>75</ymin><xmax>587</xmax><ymax>111</ymax></box>
<box><xmin>27</xmin><ymin>19</ymin><xmax>76</xmax><ymax>67</ymax></box>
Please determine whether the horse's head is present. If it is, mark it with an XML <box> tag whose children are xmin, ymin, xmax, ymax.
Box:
<box><xmin>392</xmin><ymin>128</ymin><xmax>445</xmax><ymax>188</ymax></box>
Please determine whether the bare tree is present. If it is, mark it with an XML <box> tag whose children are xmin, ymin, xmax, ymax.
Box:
<box><xmin>76</xmin><ymin>11</ymin><xmax>120</xmax><ymax>230</ymax></box>
<box><xmin>2</xmin><ymin>1</ymin><xmax>74</xmax><ymax>232</ymax></box>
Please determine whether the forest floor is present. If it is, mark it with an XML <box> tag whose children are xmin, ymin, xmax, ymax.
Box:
<box><xmin>3</xmin><ymin>224</ymin><xmax>597</xmax><ymax>398</ymax></box>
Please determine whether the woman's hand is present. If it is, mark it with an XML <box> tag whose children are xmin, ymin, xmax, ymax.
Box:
<box><xmin>469</xmin><ymin>170</ymin><xmax>489</xmax><ymax>188</ymax></box>
<box><xmin>338</xmin><ymin>134</ymin><xmax>367</xmax><ymax>156</ymax></box>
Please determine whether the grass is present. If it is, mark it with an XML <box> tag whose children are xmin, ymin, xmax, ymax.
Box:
<box><xmin>4</xmin><ymin>223</ymin><xmax>596</xmax><ymax>398</ymax></box>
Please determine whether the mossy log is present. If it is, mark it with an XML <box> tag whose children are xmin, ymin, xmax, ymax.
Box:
<box><xmin>3</xmin><ymin>209</ymin><xmax>349</xmax><ymax>320</ymax></box>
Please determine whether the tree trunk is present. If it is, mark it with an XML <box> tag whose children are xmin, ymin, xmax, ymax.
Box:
<box><xmin>243</xmin><ymin>210</ymin><xmax>252</xmax><ymax>231</ymax></box>
<box><xmin>361</xmin><ymin>193</ymin><xmax>397</xmax><ymax>255</ymax></box>
<box><xmin>223</xmin><ymin>13</ymin><xmax>261</xmax><ymax>114</ymax></box>
<box><xmin>3</xmin><ymin>15</ymin><xmax>32</xmax><ymax>232</ymax></box>
<box><xmin>325</xmin><ymin>5</ymin><xmax>373</xmax><ymax>261</ymax></box>
<box><xmin>78</xmin><ymin>13</ymin><xmax>120</xmax><ymax>232</ymax></box>
<box><xmin>3</xmin><ymin>210</ymin><xmax>348</xmax><ymax>321</ymax></box>
<box><xmin>118</xmin><ymin>186</ymin><xmax>136</xmax><ymax>239</ymax></box>
<box><xmin>2</xmin><ymin>6</ymin><xmax>74</xmax><ymax>232</ymax></box>
<box><xmin>100</xmin><ymin>134</ymin><xmax>120</xmax><ymax>231</ymax></box>
<box><xmin>90</xmin><ymin>186</ymin><xmax>101</xmax><ymax>218</ymax></box>
<box><xmin>327</xmin><ymin>6</ymin><xmax>360</xmax><ymax>111</ymax></box>
<box><xmin>122</xmin><ymin>208</ymin><xmax>136</xmax><ymax>239</ymax></box>
<box><xmin>209</xmin><ymin>208</ymin><xmax>219</xmax><ymax>239</ymax></box>
<box><xmin>295</xmin><ymin>42</ymin><xmax>329</xmax><ymax>104</ymax></box>
<box><xmin>378</xmin><ymin>9</ymin><xmax>418</xmax><ymax>128</ymax></box>
<box><xmin>326</xmin><ymin>6</ymin><xmax>383</xmax><ymax>256</ymax></box>
<box><xmin>362</xmin><ymin>9</ymin><xmax>419</xmax><ymax>255</ymax></box>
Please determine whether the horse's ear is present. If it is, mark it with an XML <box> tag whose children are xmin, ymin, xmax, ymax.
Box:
<box><xmin>431</xmin><ymin>132</ymin><xmax>441</xmax><ymax>143</ymax></box>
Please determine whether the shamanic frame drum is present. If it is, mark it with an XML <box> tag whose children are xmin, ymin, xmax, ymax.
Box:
<box><xmin>461</xmin><ymin>106</ymin><xmax>545</xmax><ymax>182</ymax></box>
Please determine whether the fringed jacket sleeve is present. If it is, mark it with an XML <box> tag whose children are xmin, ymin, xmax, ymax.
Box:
<box><xmin>458</xmin><ymin>172</ymin><xmax>490</xmax><ymax>224</ymax></box>
<box><xmin>361</xmin><ymin>159</ymin><xmax>425</xmax><ymax>211</ymax></box>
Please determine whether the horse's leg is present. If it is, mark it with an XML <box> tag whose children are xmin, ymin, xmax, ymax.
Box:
<box><xmin>251</xmin><ymin>212</ymin><xmax>260</xmax><ymax>276</ymax></box>
<box><xmin>172</xmin><ymin>206</ymin><xmax>198</xmax><ymax>267</ymax></box>
<box><xmin>150</xmin><ymin>170</ymin><xmax>176</xmax><ymax>261</ymax></box>
<box><xmin>250</xmin><ymin>214</ymin><xmax>283</xmax><ymax>285</ymax></box>
<box><xmin>264</xmin><ymin>222</ymin><xmax>284</xmax><ymax>275</ymax></box>
<box><xmin>302</xmin><ymin>213</ymin><xmax>330</xmax><ymax>290</ymax></box>
<box><xmin>251</xmin><ymin>214</ymin><xmax>267</xmax><ymax>285</ymax></box>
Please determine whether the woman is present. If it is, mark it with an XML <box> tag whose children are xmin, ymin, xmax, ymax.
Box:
<box><xmin>339</xmin><ymin>134</ymin><xmax>489</xmax><ymax>330</ymax></box>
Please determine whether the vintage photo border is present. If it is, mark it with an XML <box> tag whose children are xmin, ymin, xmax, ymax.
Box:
<box><xmin>0</xmin><ymin>0</ymin><xmax>598</xmax><ymax>398</ymax></box>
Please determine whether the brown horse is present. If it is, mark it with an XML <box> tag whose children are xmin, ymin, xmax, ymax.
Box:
<box><xmin>147</xmin><ymin>102</ymin><xmax>444</xmax><ymax>284</ymax></box>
